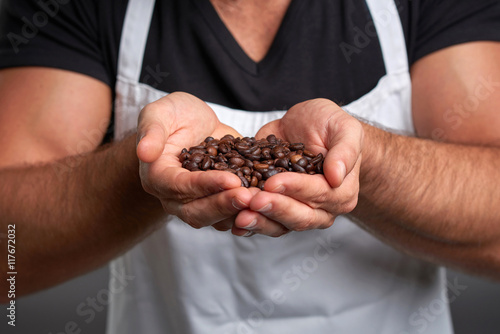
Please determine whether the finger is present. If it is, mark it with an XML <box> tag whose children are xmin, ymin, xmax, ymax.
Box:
<box><xmin>151</xmin><ymin>168</ymin><xmax>243</xmax><ymax>201</ymax></box>
<box><xmin>324</xmin><ymin>113</ymin><xmax>363</xmax><ymax>188</ymax></box>
<box><xmin>137</xmin><ymin>123</ymin><xmax>167</xmax><ymax>163</ymax></box>
<box><xmin>233</xmin><ymin>210</ymin><xmax>290</xmax><ymax>237</ymax></box>
<box><xmin>246</xmin><ymin>191</ymin><xmax>335</xmax><ymax>232</ymax></box>
<box><xmin>263</xmin><ymin>161</ymin><xmax>360</xmax><ymax>214</ymax></box>
<box><xmin>172</xmin><ymin>187</ymin><xmax>254</xmax><ymax>228</ymax></box>
<box><xmin>212</xmin><ymin>217</ymin><xmax>236</xmax><ymax>231</ymax></box>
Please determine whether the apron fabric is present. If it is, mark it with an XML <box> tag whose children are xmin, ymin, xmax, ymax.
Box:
<box><xmin>107</xmin><ymin>0</ymin><xmax>454</xmax><ymax>333</ymax></box>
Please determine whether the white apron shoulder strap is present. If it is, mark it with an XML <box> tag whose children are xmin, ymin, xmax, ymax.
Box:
<box><xmin>117</xmin><ymin>0</ymin><xmax>157</xmax><ymax>82</ymax></box>
<box><xmin>365</xmin><ymin>0</ymin><xmax>409</xmax><ymax>74</ymax></box>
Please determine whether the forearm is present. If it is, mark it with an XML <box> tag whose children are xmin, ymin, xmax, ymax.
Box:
<box><xmin>0</xmin><ymin>135</ymin><xmax>165</xmax><ymax>298</ymax></box>
<box><xmin>352</xmin><ymin>123</ymin><xmax>500</xmax><ymax>277</ymax></box>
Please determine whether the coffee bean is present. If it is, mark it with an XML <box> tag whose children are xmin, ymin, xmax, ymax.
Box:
<box><xmin>179</xmin><ymin>152</ymin><xmax>191</xmax><ymax>163</ymax></box>
<box><xmin>290</xmin><ymin>154</ymin><xmax>303</xmax><ymax>164</ymax></box>
<box><xmin>303</xmin><ymin>150</ymin><xmax>316</xmax><ymax>158</ymax></box>
<box><xmin>289</xmin><ymin>143</ymin><xmax>304</xmax><ymax>151</ymax></box>
<box><xmin>291</xmin><ymin>163</ymin><xmax>306</xmax><ymax>173</ymax></box>
<box><xmin>275</xmin><ymin>158</ymin><xmax>289</xmax><ymax>169</ymax></box>
<box><xmin>250</xmin><ymin>176</ymin><xmax>259</xmax><ymax>187</ymax></box>
<box><xmin>296</xmin><ymin>158</ymin><xmax>308</xmax><ymax>168</ymax></box>
<box><xmin>201</xmin><ymin>156</ymin><xmax>213</xmax><ymax>170</ymax></box>
<box><xmin>206</xmin><ymin>146</ymin><xmax>218</xmax><ymax>157</ymax></box>
<box><xmin>191</xmin><ymin>153</ymin><xmax>204</xmax><ymax>164</ymax></box>
<box><xmin>214</xmin><ymin>162</ymin><xmax>228</xmax><ymax>170</ymax></box>
<box><xmin>254</xmin><ymin>163</ymin><xmax>270</xmax><ymax>170</ymax></box>
<box><xmin>229</xmin><ymin>157</ymin><xmax>245</xmax><ymax>167</ymax></box>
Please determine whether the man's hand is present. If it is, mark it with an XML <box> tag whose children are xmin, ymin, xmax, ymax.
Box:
<box><xmin>232</xmin><ymin>99</ymin><xmax>363</xmax><ymax>237</ymax></box>
<box><xmin>136</xmin><ymin>92</ymin><xmax>255</xmax><ymax>231</ymax></box>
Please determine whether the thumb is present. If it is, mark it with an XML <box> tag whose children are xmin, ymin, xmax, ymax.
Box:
<box><xmin>136</xmin><ymin>104</ymin><xmax>170</xmax><ymax>163</ymax></box>
<box><xmin>323</xmin><ymin>114</ymin><xmax>364</xmax><ymax>188</ymax></box>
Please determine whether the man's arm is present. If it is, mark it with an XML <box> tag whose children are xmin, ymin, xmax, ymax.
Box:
<box><xmin>0</xmin><ymin>69</ymin><xmax>250</xmax><ymax>300</ymax></box>
<box><xmin>352</xmin><ymin>41</ymin><xmax>500</xmax><ymax>277</ymax></box>
<box><xmin>0</xmin><ymin>67</ymin><xmax>166</xmax><ymax>300</ymax></box>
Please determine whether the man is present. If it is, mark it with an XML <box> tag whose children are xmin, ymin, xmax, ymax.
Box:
<box><xmin>1</xmin><ymin>0</ymin><xmax>499</xmax><ymax>333</ymax></box>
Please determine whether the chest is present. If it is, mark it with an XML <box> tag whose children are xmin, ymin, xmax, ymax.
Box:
<box><xmin>209</xmin><ymin>0</ymin><xmax>293</xmax><ymax>62</ymax></box>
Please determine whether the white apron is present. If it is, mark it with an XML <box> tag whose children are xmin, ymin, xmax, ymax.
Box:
<box><xmin>107</xmin><ymin>1</ymin><xmax>454</xmax><ymax>333</ymax></box>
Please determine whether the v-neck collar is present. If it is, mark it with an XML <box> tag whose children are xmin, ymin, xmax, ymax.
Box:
<box><xmin>194</xmin><ymin>0</ymin><xmax>303</xmax><ymax>76</ymax></box>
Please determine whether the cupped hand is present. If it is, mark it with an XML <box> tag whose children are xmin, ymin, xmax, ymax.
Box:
<box><xmin>136</xmin><ymin>92</ymin><xmax>254</xmax><ymax>231</ymax></box>
<box><xmin>232</xmin><ymin>99</ymin><xmax>363</xmax><ymax>237</ymax></box>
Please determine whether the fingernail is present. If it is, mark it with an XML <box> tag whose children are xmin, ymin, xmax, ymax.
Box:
<box><xmin>337</xmin><ymin>161</ymin><xmax>346</xmax><ymax>184</ymax></box>
<box><xmin>243</xmin><ymin>219</ymin><xmax>258</xmax><ymax>230</ymax></box>
<box><xmin>232</xmin><ymin>198</ymin><xmax>247</xmax><ymax>210</ymax></box>
<box><xmin>243</xmin><ymin>231</ymin><xmax>255</xmax><ymax>237</ymax></box>
<box><xmin>270</xmin><ymin>184</ymin><xmax>285</xmax><ymax>194</ymax></box>
<box><xmin>257</xmin><ymin>203</ymin><xmax>272</xmax><ymax>213</ymax></box>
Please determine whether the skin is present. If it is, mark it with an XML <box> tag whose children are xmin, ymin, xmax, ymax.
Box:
<box><xmin>1</xmin><ymin>1</ymin><xmax>500</xmax><ymax>301</ymax></box>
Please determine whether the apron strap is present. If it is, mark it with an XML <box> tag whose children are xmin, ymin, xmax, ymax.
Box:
<box><xmin>365</xmin><ymin>0</ymin><xmax>409</xmax><ymax>74</ymax></box>
<box><xmin>117</xmin><ymin>0</ymin><xmax>157</xmax><ymax>82</ymax></box>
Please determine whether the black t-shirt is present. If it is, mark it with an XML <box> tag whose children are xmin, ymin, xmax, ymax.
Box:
<box><xmin>1</xmin><ymin>0</ymin><xmax>500</xmax><ymax>111</ymax></box>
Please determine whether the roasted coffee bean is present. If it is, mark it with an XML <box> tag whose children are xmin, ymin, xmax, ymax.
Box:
<box><xmin>254</xmin><ymin>163</ymin><xmax>269</xmax><ymax>170</ymax></box>
<box><xmin>315</xmin><ymin>161</ymin><xmax>323</xmax><ymax>174</ymax></box>
<box><xmin>262</xmin><ymin>148</ymin><xmax>272</xmax><ymax>160</ymax></box>
<box><xmin>296</xmin><ymin>158</ymin><xmax>308</xmax><ymax>168</ymax></box>
<box><xmin>246</xmin><ymin>154</ymin><xmax>262</xmax><ymax>161</ymax></box>
<box><xmin>303</xmin><ymin>150</ymin><xmax>316</xmax><ymax>158</ymax></box>
<box><xmin>214</xmin><ymin>162</ymin><xmax>229</xmax><ymax>170</ymax></box>
<box><xmin>201</xmin><ymin>156</ymin><xmax>213</xmax><ymax>170</ymax></box>
<box><xmin>263</xmin><ymin>169</ymin><xmax>279</xmax><ymax>179</ymax></box>
<box><xmin>183</xmin><ymin>160</ymin><xmax>199</xmax><ymax>171</ymax></box>
<box><xmin>219</xmin><ymin>143</ymin><xmax>230</xmax><ymax>154</ymax></box>
<box><xmin>289</xmin><ymin>143</ymin><xmax>304</xmax><ymax>151</ymax></box>
<box><xmin>252</xmin><ymin>171</ymin><xmax>263</xmax><ymax>181</ymax></box>
<box><xmin>191</xmin><ymin>153</ymin><xmax>205</xmax><ymax>164</ymax></box>
<box><xmin>310</xmin><ymin>153</ymin><xmax>324</xmax><ymax>165</ymax></box>
<box><xmin>216</xmin><ymin>154</ymin><xmax>227</xmax><ymax>163</ymax></box>
<box><xmin>179</xmin><ymin>152</ymin><xmax>191</xmax><ymax>163</ymax></box>
<box><xmin>290</xmin><ymin>154</ymin><xmax>303</xmax><ymax>164</ymax></box>
<box><xmin>266</xmin><ymin>134</ymin><xmax>277</xmax><ymax>144</ymax></box>
<box><xmin>275</xmin><ymin>158</ymin><xmax>289</xmax><ymax>169</ymax></box>
<box><xmin>250</xmin><ymin>176</ymin><xmax>259</xmax><ymax>187</ymax></box>
<box><xmin>239</xmin><ymin>176</ymin><xmax>250</xmax><ymax>188</ymax></box>
<box><xmin>291</xmin><ymin>163</ymin><xmax>306</xmax><ymax>173</ymax></box>
<box><xmin>180</xmin><ymin>134</ymin><xmax>325</xmax><ymax>188</ymax></box>
<box><xmin>229</xmin><ymin>157</ymin><xmax>245</xmax><ymax>167</ymax></box>
<box><xmin>206</xmin><ymin>146</ymin><xmax>218</xmax><ymax>157</ymax></box>
<box><xmin>241</xmin><ymin>167</ymin><xmax>252</xmax><ymax>176</ymax></box>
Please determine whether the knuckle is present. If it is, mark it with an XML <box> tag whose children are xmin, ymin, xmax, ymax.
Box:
<box><xmin>180</xmin><ymin>205</ymin><xmax>202</xmax><ymax>229</ymax></box>
<box><xmin>319</xmin><ymin>216</ymin><xmax>335</xmax><ymax>230</ymax></box>
<box><xmin>294</xmin><ymin>214</ymin><xmax>316</xmax><ymax>232</ymax></box>
<box><xmin>342</xmin><ymin>196</ymin><xmax>359</xmax><ymax>214</ymax></box>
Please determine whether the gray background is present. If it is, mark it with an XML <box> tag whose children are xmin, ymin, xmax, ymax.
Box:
<box><xmin>1</xmin><ymin>266</ymin><xmax>500</xmax><ymax>333</ymax></box>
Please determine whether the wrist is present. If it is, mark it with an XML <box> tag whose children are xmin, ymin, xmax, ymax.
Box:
<box><xmin>358</xmin><ymin>122</ymin><xmax>389</xmax><ymax>193</ymax></box>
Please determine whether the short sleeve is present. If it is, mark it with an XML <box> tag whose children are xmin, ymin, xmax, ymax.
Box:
<box><xmin>412</xmin><ymin>0</ymin><xmax>500</xmax><ymax>63</ymax></box>
<box><xmin>0</xmin><ymin>0</ymin><xmax>111</xmax><ymax>86</ymax></box>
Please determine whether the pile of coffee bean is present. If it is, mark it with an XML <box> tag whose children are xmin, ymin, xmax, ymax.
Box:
<box><xmin>179</xmin><ymin>134</ymin><xmax>324</xmax><ymax>189</ymax></box>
